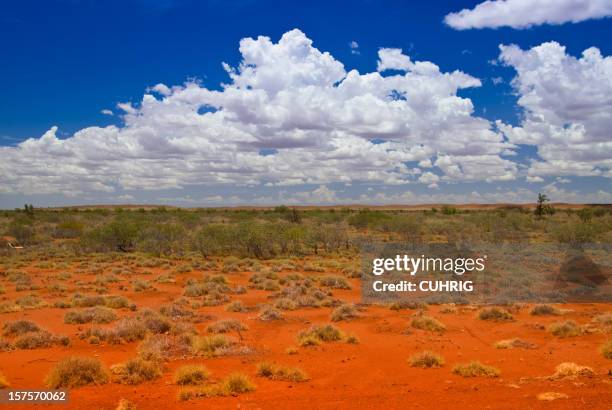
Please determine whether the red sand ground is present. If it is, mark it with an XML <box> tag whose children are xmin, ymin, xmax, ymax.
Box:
<box><xmin>0</xmin><ymin>262</ymin><xmax>611</xmax><ymax>409</ymax></box>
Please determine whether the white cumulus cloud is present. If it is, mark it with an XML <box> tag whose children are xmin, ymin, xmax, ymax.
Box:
<box><xmin>496</xmin><ymin>41</ymin><xmax>612</xmax><ymax>180</ymax></box>
<box><xmin>445</xmin><ymin>0</ymin><xmax>612</xmax><ymax>30</ymax></box>
<box><xmin>0</xmin><ymin>29</ymin><xmax>518</xmax><ymax>199</ymax></box>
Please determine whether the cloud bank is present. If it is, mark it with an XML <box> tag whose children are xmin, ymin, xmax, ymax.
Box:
<box><xmin>0</xmin><ymin>29</ymin><xmax>609</xmax><ymax>205</ymax></box>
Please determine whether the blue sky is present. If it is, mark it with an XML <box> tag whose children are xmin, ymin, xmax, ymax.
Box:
<box><xmin>0</xmin><ymin>0</ymin><xmax>611</xmax><ymax>207</ymax></box>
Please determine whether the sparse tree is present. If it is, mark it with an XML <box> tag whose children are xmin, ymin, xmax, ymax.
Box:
<box><xmin>535</xmin><ymin>193</ymin><xmax>555</xmax><ymax>217</ymax></box>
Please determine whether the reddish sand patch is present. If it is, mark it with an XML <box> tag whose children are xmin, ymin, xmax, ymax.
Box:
<box><xmin>0</xmin><ymin>262</ymin><xmax>610</xmax><ymax>409</ymax></box>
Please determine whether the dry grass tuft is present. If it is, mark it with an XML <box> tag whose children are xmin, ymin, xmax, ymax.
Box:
<box><xmin>191</xmin><ymin>334</ymin><xmax>232</xmax><ymax>357</ymax></box>
<box><xmin>549</xmin><ymin>362</ymin><xmax>594</xmax><ymax>380</ymax></box>
<box><xmin>45</xmin><ymin>356</ymin><xmax>109</xmax><ymax>388</ymax></box>
<box><xmin>64</xmin><ymin>307</ymin><xmax>117</xmax><ymax>324</ymax></box>
<box><xmin>548</xmin><ymin>321</ymin><xmax>581</xmax><ymax>338</ymax></box>
<box><xmin>206</xmin><ymin>319</ymin><xmax>248</xmax><ymax>334</ymax></box>
<box><xmin>2</xmin><ymin>320</ymin><xmax>40</xmax><ymax>336</ymax></box>
<box><xmin>222</xmin><ymin>372</ymin><xmax>256</xmax><ymax>394</ymax></box>
<box><xmin>258</xmin><ymin>306</ymin><xmax>284</xmax><ymax>321</ymax></box>
<box><xmin>330</xmin><ymin>304</ymin><xmax>359</xmax><ymax>322</ymax></box>
<box><xmin>174</xmin><ymin>365</ymin><xmax>209</xmax><ymax>385</ymax></box>
<box><xmin>298</xmin><ymin>324</ymin><xmax>343</xmax><ymax>346</ymax></box>
<box><xmin>537</xmin><ymin>392</ymin><xmax>568</xmax><ymax>401</ymax></box>
<box><xmin>478</xmin><ymin>307</ymin><xmax>513</xmax><ymax>321</ymax></box>
<box><xmin>256</xmin><ymin>362</ymin><xmax>308</xmax><ymax>382</ymax></box>
<box><xmin>530</xmin><ymin>304</ymin><xmax>561</xmax><ymax>316</ymax></box>
<box><xmin>411</xmin><ymin>315</ymin><xmax>446</xmax><ymax>332</ymax></box>
<box><xmin>452</xmin><ymin>361</ymin><xmax>500</xmax><ymax>378</ymax></box>
<box><xmin>409</xmin><ymin>351</ymin><xmax>444</xmax><ymax>368</ymax></box>
<box><xmin>494</xmin><ymin>338</ymin><xmax>537</xmax><ymax>349</ymax></box>
<box><xmin>111</xmin><ymin>357</ymin><xmax>163</xmax><ymax>384</ymax></box>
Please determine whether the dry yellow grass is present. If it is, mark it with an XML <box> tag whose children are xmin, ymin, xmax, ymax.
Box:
<box><xmin>548</xmin><ymin>362</ymin><xmax>594</xmax><ymax>380</ymax></box>
<box><xmin>452</xmin><ymin>361</ymin><xmax>500</xmax><ymax>378</ymax></box>
<box><xmin>45</xmin><ymin>356</ymin><xmax>109</xmax><ymax>389</ymax></box>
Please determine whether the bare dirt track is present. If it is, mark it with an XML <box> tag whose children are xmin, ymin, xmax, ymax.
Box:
<box><xmin>0</xmin><ymin>259</ymin><xmax>611</xmax><ymax>410</ymax></box>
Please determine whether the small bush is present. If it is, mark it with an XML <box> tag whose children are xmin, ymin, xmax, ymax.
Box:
<box><xmin>179</xmin><ymin>372</ymin><xmax>256</xmax><ymax>400</ymax></box>
<box><xmin>298</xmin><ymin>324</ymin><xmax>343</xmax><ymax>346</ymax></box>
<box><xmin>258</xmin><ymin>306</ymin><xmax>284</xmax><ymax>321</ymax></box>
<box><xmin>478</xmin><ymin>307</ymin><xmax>513</xmax><ymax>321</ymax></box>
<box><xmin>548</xmin><ymin>321</ymin><xmax>581</xmax><ymax>338</ymax></box>
<box><xmin>14</xmin><ymin>331</ymin><xmax>70</xmax><ymax>349</ymax></box>
<box><xmin>331</xmin><ymin>304</ymin><xmax>359</xmax><ymax>322</ymax></box>
<box><xmin>174</xmin><ymin>365</ymin><xmax>209</xmax><ymax>385</ymax></box>
<box><xmin>72</xmin><ymin>294</ymin><xmax>106</xmax><ymax>307</ymax></box>
<box><xmin>274</xmin><ymin>298</ymin><xmax>297</xmax><ymax>311</ymax></box>
<box><xmin>530</xmin><ymin>305</ymin><xmax>560</xmax><ymax>316</ymax></box>
<box><xmin>318</xmin><ymin>275</ymin><xmax>350</xmax><ymax>289</ymax></box>
<box><xmin>256</xmin><ymin>362</ymin><xmax>308</xmax><ymax>382</ymax></box>
<box><xmin>226</xmin><ymin>300</ymin><xmax>248</xmax><ymax>312</ymax></box>
<box><xmin>494</xmin><ymin>338</ymin><xmax>536</xmax><ymax>349</ymax></box>
<box><xmin>549</xmin><ymin>362</ymin><xmax>594</xmax><ymax>380</ymax></box>
<box><xmin>409</xmin><ymin>351</ymin><xmax>444</xmax><ymax>368</ymax></box>
<box><xmin>115</xmin><ymin>318</ymin><xmax>148</xmax><ymax>342</ymax></box>
<box><xmin>112</xmin><ymin>357</ymin><xmax>162</xmax><ymax>384</ymax></box>
<box><xmin>411</xmin><ymin>315</ymin><xmax>446</xmax><ymax>332</ymax></box>
<box><xmin>222</xmin><ymin>372</ymin><xmax>256</xmax><ymax>395</ymax></box>
<box><xmin>64</xmin><ymin>307</ymin><xmax>117</xmax><ymax>324</ymax></box>
<box><xmin>452</xmin><ymin>361</ymin><xmax>500</xmax><ymax>378</ymax></box>
<box><xmin>206</xmin><ymin>319</ymin><xmax>248</xmax><ymax>334</ymax></box>
<box><xmin>45</xmin><ymin>356</ymin><xmax>109</xmax><ymax>388</ymax></box>
<box><xmin>346</xmin><ymin>334</ymin><xmax>360</xmax><ymax>344</ymax></box>
<box><xmin>2</xmin><ymin>320</ymin><xmax>40</xmax><ymax>336</ymax></box>
<box><xmin>0</xmin><ymin>302</ymin><xmax>20</xmax><ymax>313</ymax></box>
<box><xmin>132</xmin><ymin>280</ymin><xmax>153</xmax><ymax>292</ymax></box>
<box><xmin>192</xmin><ymin>335</ymin><xmax>231</xmax><ymax>357</ymax></box>
<box><xmin>138</xmin><ymin>334</ymin><xmax>193</xmax><ymax>362</ymax></box>
<box><xmin>593</xmin><ymin>313</ymin><xmax>612</xmax><ymax>327</ymax></box>
<box><xmin>16</xmin><ymin>295</ymin><xmax>46</xmax><ymax>309</ymax></box>
<box><xmin>105</xmin><ymin>295</ymin><xmax>134</xmax><ymax>309</ymax></box>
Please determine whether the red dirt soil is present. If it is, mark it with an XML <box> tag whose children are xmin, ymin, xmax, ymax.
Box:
<box><xmin>0</xmin><ymin>262</ymin><xmax>611</xmax><ymax>409</ymax></box>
